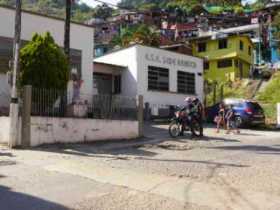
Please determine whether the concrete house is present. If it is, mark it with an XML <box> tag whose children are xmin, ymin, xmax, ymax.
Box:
<box><xmin>93</xmin><ymin>45</ymin><xmax>204</xmax><ymax>115</ymax></box>
<box><xmin>0</xmin><ymin>5</ymin><xmax>94</xmax><ymax>113</ymax></box>
<box><xmin>191</xmin><ymin>34</ymin><xmax>254</xmax><ymax>82</ymax></box>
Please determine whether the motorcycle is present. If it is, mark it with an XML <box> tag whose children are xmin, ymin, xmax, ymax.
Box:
<box><xmin>168</xmin><ymin>106</ymin><xmax>201</xmax><ymax>138</ymax></box>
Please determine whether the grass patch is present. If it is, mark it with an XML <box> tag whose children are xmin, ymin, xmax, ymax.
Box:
<box><xmin>257</xmin><ymin>72</ymin><xmax>280</xmax><ymax>104</ymax></box>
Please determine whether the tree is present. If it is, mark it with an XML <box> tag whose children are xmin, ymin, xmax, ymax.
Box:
<box><xmin>272</xmin><ymin>11</ymin><xmax>280</xmax><ymax>47</ymax></box>
<box><xmin>19</xmin><ymin>32</ymin><xmax>69</xmax><ymax>89</ymax></box>
<box><xmin>112</xmin><ymin>24</ymin><xmax>160</xmax><ymax>47</ymax></box>
<box><xmin>93</xmin><ymin>3</ymin><xmax>113</xmax><ymax>20</ymax></box>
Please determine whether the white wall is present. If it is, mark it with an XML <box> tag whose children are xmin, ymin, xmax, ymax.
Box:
<box><xmin>94</xmin><ymin>47</ymin><xmax>138</xmax><ymax>98</ymax></box>
<box><xmin>0</xmin><ymin>117</ymin><xmax>10</xmax><ymax>144</ymax></box>
<box><xmin>94</xmin><ymin>45</ymin><xmax>204</xmax><ymax>107</ymax></box>
<box><xmin>136</xmin><ymin>45</ymin><xmax>204</xmax><ymax>106</ymax></box>
<box><xmin>30</xmin><ymin>117</ymin><xmax>138</xmax><ymax>147</ymax></box>
<box><xmin>0</xmin><ymin>6</ymin><xmax>94</xmax><ymax>98</ymax></box>
<box><xmin>0</xmin><ymin>116</ymin><xmax>139</xmax><ymax>146</ymax></box>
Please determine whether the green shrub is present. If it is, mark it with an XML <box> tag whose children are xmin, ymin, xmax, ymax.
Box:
<box><xmin>19</xmin><ymin>32</ymin><xmax>69</xmax><ymax>90</ymax></box>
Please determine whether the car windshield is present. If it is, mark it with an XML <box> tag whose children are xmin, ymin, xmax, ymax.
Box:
<box><xmin>249</xmin><ymin>102</ymin><xmax>263</xmax><ymax>111</ymax></box>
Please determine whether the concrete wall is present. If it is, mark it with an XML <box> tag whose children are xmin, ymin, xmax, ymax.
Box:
<box><xmin>0</xmin><ymin>6</ymin><xmax>94</xmax><ymax>98</ymax></box>
<box><xmin>30</xmin><ymin>117</ymin><xmax>138</xmax><ymax>147</ymax></box>
<box><xmin>0</xmin><ymin>117</ymin><xmax>10</xmax><ymax>144</ymax></box>
<box><xmin>0</xmin><ymin>117</ymin><xmax>139</xmax><ymax>146</ymax></box>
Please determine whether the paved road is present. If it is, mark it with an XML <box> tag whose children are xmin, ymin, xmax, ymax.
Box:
<box><xmin>1</xmin><ymin>124</ymin><xmax>280</xmax><ymax>210</ymax></box>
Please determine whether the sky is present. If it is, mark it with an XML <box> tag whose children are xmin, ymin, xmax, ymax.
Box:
<box><xmin>81</xmin><ymin>0</ymin><xmax>121</xmax><ymax>8</ymax></box>
<box><xmin>80</xmin><ymin>0</ymin><xmax>257</xmax><ymax>8</ymax></box>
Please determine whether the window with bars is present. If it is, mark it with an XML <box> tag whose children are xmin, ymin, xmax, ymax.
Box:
<box><xmin>217</xmin><ymin>59</ymin><xmax>232</xmax><ymax>68</ymax></box>
<box><xmin>203</xmin><ymin>61</ymin><xmax>209</xmax><ymax>70</ymax></box>
<box><xmin>240</xmin><ymin>40</ymin><xmax>244</xmax><ymax>51</ymax></box>
<box><xmin>197</xmin><ymin>42</ymin><xmax>206</xmax><ymax>52</ymax></box>
<box><xmin>114</xmin><ymin>75</ymin><xmax>121</xmax><ymax>94</ymax></box>
<box><xmin>177</xmin><ymin>71</ymin><xmax>196</xmax><ymax>94</ymax></box>
<box><xmin>148</xmin><ymin>66</ymin><xmax>169</xmax><ymax>91</ymax></box>
<box><xmin>0</xmin><ymin>37</ymin><xmax>13</xmax><ymax>73</ymax></box>
<box><xmin>218</xmin><ymin>39</ymin><xmax>228</xmax><ymax>49</ymax></box>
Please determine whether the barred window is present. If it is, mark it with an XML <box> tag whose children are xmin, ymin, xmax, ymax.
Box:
<box><xmin>218</xmin><ymin>39</ymin><xmax>228</xmax><ymax>49</ymax></box>
<box><xmin>114</xmin><ymin>75</ymin><xmax>121</xmax><ymax>94</ymax></box>
<box><xmin>0</xmin><ymin>37</ymin><xmax>13</xmax><ymax>73</ymax></box>
<box><xmin>217</xmin><ymin>59</ymin><xmax>232</xmax><ymax>68</ymax></box>
<box><xmin>240</xmin><ymin>41</ymin><xmax>244</xmax><ymax>51</ymax></box>
<box><xmin>177</xmin><ymin>71</ymin><xmax>196</xmax><ymax>94</ymax></box>
<box><xmin>148</xmin><ymin>66</ymin><xmax>169</xmax><ymax>91</ymax></box>
<box><xmin>204</xmin><ymin>61</ymin><xmax>209</xmax><ymax>70</ymax></box>
<box><xmin>198</xmin><ymin>42</ymin><xmax>206</xmax><ymax>52</ymax></box>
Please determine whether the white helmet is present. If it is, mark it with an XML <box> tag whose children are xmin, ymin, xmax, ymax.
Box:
<box><xmin>184</xmin><ymin>97</ymin><xmax>192</xmax><ymax>103</ymax></box>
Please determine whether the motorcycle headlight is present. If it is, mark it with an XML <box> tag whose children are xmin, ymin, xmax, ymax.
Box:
<box><xmin>175</xmin><ymin>111</ymin><xmax>180</xmax><ymax>118</ymax></box>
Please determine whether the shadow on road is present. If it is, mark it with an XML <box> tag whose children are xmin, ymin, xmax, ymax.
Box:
<box><xmin>135</xmin><ymin>157</ymin><xmax>249</xmax><ymax>168</ymax></box>
<box><xmin>209</xmin><ymin>145</ymin><xmax>280</xmax><ymax>154</ymax></box>
<box><xmin>0</xmin><ymin>185</ymin><xmax>68</xmax><ymax>210</ymax></box>
<box><xmin>32</xmin><ymin>143</ymin><xmax>158</xmax><ymax>159</ymax></box>
<box><xmin>0</xmin><ymin>151</ymin><xmax>13</xmax><ymax>157</ymax></box>
<box><xmin>0</xmin><ymin>160</ymin><xmax>16</xmax><ymax>166</ymax></box>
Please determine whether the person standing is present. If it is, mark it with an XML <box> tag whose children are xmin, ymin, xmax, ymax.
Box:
<box><xmin>225</xmin><ymin>105</ymin><xmax>240</xmax><ymax>134</ymax></box>
<box><xmin>216</xmin><ymin>103</ymin><xmax>226</xmax><ymax>133</ymax></box>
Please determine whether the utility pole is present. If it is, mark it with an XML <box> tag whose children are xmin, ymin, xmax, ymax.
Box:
<box><xmin>64</xmin><ymin>0</ymin><xmax>71</xmax><ymax>61</ymax></box>
<box><xmin>9</xmin><ymin>0</ymin><xmax>22</xmax><ymax>148</ymax></box>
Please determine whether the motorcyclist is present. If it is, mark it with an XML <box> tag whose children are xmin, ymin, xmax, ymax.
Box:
<box><xmin>180</xmin><ymin>97</ymin><xmax>204</xmax><ymax>136</ymax></box>
<box><xmin>191</xmin><ymin>97</ymin><xmax>204</xmax><ymax>137</ymax></box>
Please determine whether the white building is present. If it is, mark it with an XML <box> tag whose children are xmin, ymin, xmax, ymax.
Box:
<box><xmin>0</xmin><ymin>5</ymin><xmax>94</xmax><ymax>112</ymax></box>
<box><xmin>94</xmin><ymin>45</ymin><xmax>204</xmax><ymax>113</ymax></box>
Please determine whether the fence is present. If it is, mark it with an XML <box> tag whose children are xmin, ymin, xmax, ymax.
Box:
<box><xmin>30</xmin><ymin>87</ymin><xmax>138</xmax><ymax>120</ymax></box>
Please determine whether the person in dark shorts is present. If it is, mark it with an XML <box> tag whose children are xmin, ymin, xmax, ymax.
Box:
<box><xmin>225</xmin><ymin>105</ymin><xmax>240</xmax><ymax>134</ymax></box>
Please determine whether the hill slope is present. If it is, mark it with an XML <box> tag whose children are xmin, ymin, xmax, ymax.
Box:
<box><xmin>0</xmin><ymin>0</ymin><xmax>94</xmax><ymax>22</ymax></box>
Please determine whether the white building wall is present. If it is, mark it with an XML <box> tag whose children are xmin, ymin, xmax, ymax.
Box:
<box><xmin>0</xmin><ymin>116</ymin><xmax>139</xmax><ymax>146</ymax></box>
<box><xmin>30</xmin><ymin>117</ymin><xmax>138</xmax><ymax>146</ymax></box>
<box><xmin>0</xmin><ymin>7</ymin><xmax>94</xmax><ymax>98</ymax></box>
<box><xmin>94</xmin><ymin>45</ymin><xmax>204</xmax><ymax>107</ymax></box>
<box><xmin>136</xmin><ymin>45</ymin><xmax>203</xmax><ymax>106</ymax></box>
<box><xmin>94</xmin><ymin>47</ymin><xmax>138</xmax><ymax>98</ymax></box>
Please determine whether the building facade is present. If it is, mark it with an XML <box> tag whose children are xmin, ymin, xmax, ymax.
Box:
<box><xmin>93</xmin><ymin>45</ymin><xmax>204</xmax><ymax>111</ymax></box>
<box><xmin>191</xmin><ymin>35</ymin><xmax>254</xmax><ymax>82</ymax></box>
<box><xmin>0</xmin><ymin>5</ymin><xmax>94</xmax><ymax>112</ymax></box>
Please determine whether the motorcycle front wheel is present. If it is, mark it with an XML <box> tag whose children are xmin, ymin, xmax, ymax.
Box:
<box><xmin>169</xmin><ymin>121</ymin><xmax>181</xmax><ymax>138</ymax></box>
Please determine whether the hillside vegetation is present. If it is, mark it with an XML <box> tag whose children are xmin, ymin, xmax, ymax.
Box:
<box><xmin>0</xmin><ymin>0</ymin><xmax>94</xmax><ymax>22</ymax></box>
<box><xmin>257</xmin><ymin>72</ymin><xmax>280</xmax><ymax>104</ymax></box>
<box><xmin>0</xmin><ymin>0</ymin><xmax>269</xmax><ymax>23</ymax></box>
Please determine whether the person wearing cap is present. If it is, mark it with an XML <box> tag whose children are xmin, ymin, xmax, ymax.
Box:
<box><xmin>191</xmin><ymin>97</ymin><xmax>204</xmax><ymax>137</ymax></box>
<box><xmin>181</xmin><ymin>97</ymin><xmax>204</xmax><ymax>137</ymax></box>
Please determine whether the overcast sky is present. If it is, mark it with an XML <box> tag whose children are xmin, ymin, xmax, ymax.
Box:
<box><xmin>81</xmin><ymin>0</ymin><xmax>121</xmax><ymax>7</ymax></box>
<box><xmin>80</xmin><ymin>0</ymin><xmax>257</xmax><ymax>8</ymax></box>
